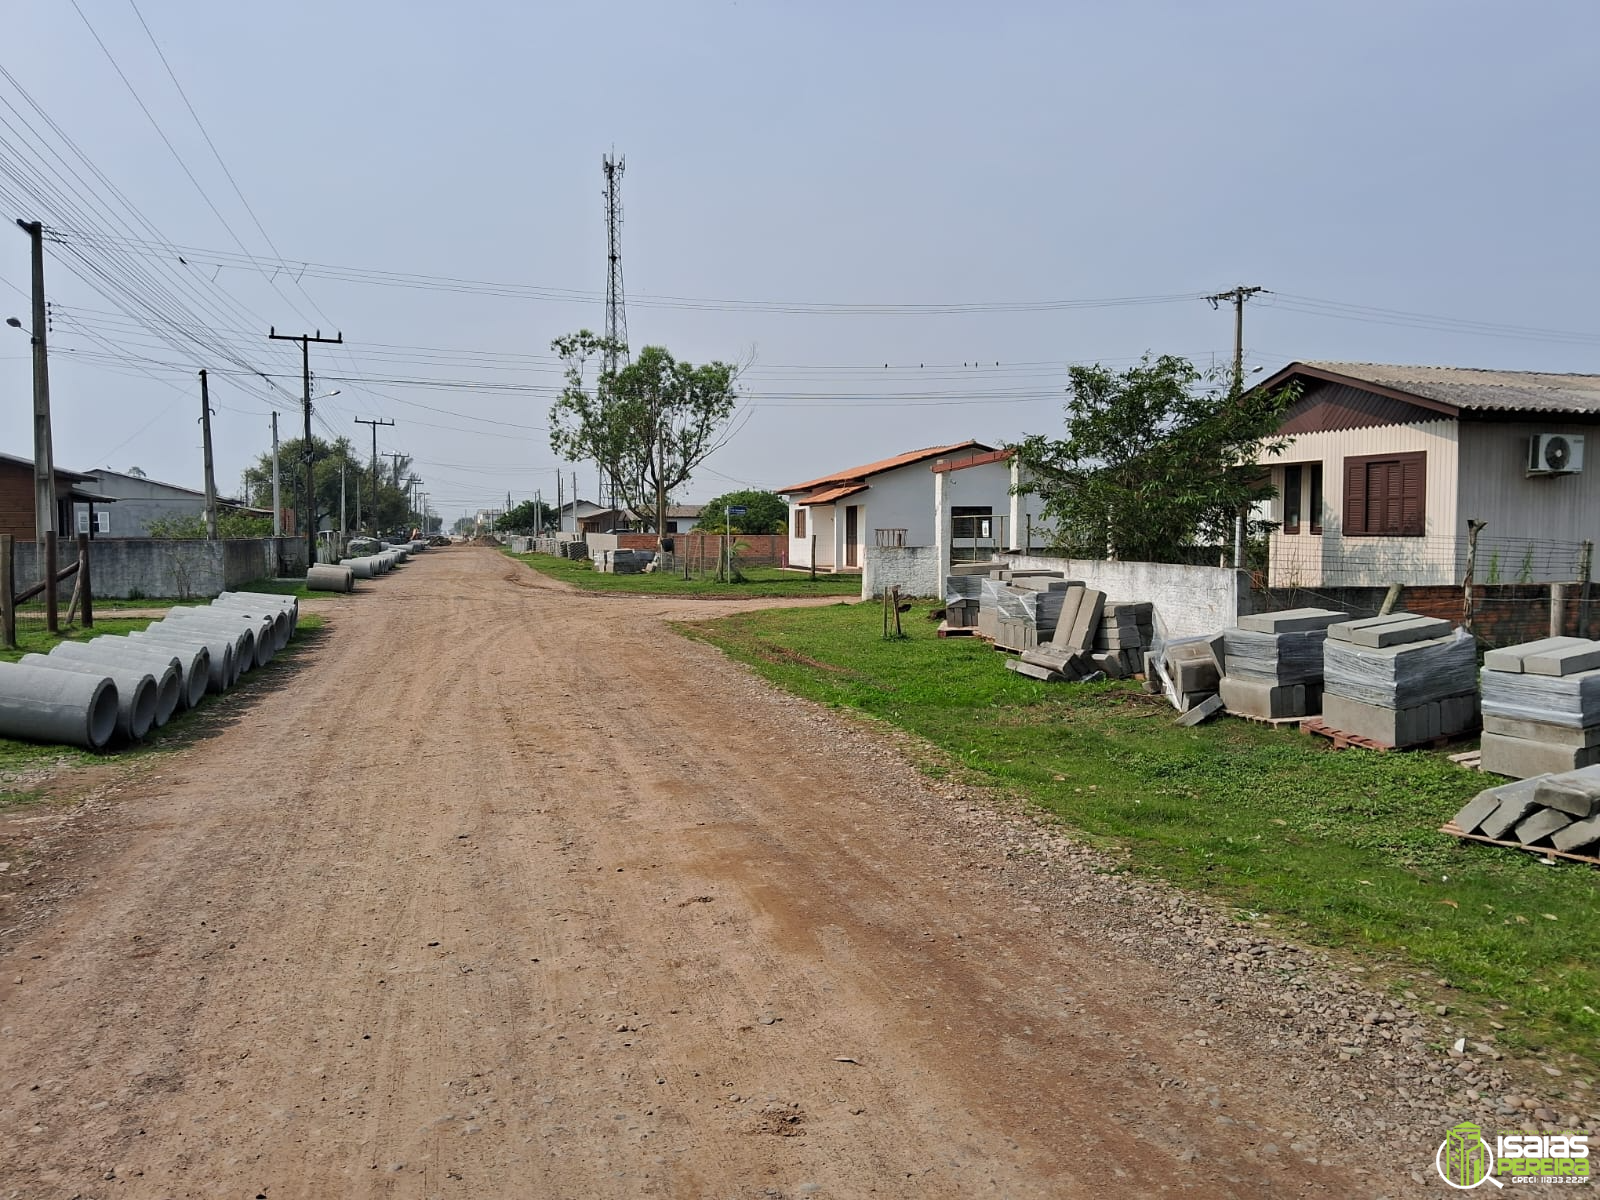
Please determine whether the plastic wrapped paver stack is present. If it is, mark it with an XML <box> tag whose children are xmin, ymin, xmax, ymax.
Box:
<box><xmin>1319</xmin><ymin>613</ymin><xmax>1478</xmax><ymax>748</ymax></box>
<box><xmin>1478</xmin><ymin>636</ymin><xmax>1600</xmax><ymax>778</ymax></box>
<box><xmin>1449</xmin><ymin>764</ymin><xmax>1600</xmax><ymax>857</ymax></box>
<box><xmin>1218</xmin><ymin>608</ymin><xmax>1346</xmax><ymax>719</ymax></box>
<box><xmin>943</xmin><ymin>573</ymin><xmax>984</xmax><ymax>630</ymax></box>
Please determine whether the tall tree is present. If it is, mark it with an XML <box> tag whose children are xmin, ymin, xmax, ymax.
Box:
<box><xmin>1010</xmin><ymin>355</ymin><xmax>1295</xmax><ymax>562</ymax></box>
<box><xmin>549</xmin><ymin>331</ymin><xmax>739</xmax><ymax>542</ymax></box>
<box><xmin>499</xmin><ymin>499</ymin><xmax>555</xmax><ymax>534</ymax></box>
<box><xmin>696</xmin><ymin>490</ymin><xmax>787</xmax><ymax>535</ymax></box>
<box><xmin>243</xmin><ymin>437</ymin><xmax>414</xmax><ymax>535</ymax></box>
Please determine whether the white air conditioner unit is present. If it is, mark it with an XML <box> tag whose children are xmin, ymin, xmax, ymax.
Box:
<box><xmin>1528</xmin><ymin>433</ymin><xmax>1584</xmax><ymax>475</ymax></box>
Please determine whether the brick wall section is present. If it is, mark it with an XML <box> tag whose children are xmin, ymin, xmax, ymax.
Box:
<box><xmin>613</xmin><ymin>532</ymin><xmax>787</xmax><ymax>566</ymax></box>
<box><xmin>1254</xmin><ymin>582</ymin><xmax>1600</xmax><ymax>648</ymax></box>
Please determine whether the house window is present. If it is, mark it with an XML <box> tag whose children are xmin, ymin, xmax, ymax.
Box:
<box><xmin>1283</xmin><ymin>464</ymin><xmax>1324</xmax><ymax>535</ymax></box>
<box><xmin>77</xmin><ymin>510</ymin><xmax>109</xmax><ymax>534</ymax></box>
<box><xmin>793</xmin><ymin>509</ymin><xmax>806</xmax><ymax>539</ymax></box>
<box><xmin>1343</xmin><ymin>452</ymin><xmax>1425</xmax><ymax>536</ymax></box>
<box><xmin>951</xmin><ymin>505</ymin><xmax>994</xmax><ymax>540</ymax></box>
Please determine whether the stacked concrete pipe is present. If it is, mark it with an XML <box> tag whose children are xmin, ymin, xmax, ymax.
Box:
<box><xmin>204</xmin><ymin>597</ymin><xmax>292</xmax><ymax>649</ymax></box>
<box><xmin>22</xmin><ymin>653</ymin><xmax>168</xmax><ymax>738</ymax></box>
<box><xmin>49</xmin><ymin>637</ymin><xmax>209</xmax><ymax>711</ymax></box>
<box><xmin>216</xmin><ymin>591</ymin><xmax>298</xmax><ymax>637</ymax></box>
<box><xmin>307</xmin><ymin>563</ymin><xmax>354</xmax><ymax>592</ymax></box>
<box><xmin>0</xmin><ymin>660</ymin><xmax>121</xmax><ymax>750</ymax></box>
<box><xmin>129</xmin><ymin>625</ymin><xmax>238</xmax><ymax>691</ymax></box>
<box><xmin>340</xmin><ymin>556</ymin><xmax>382</xmax><ymax>579</ymax></box>
<box><xmin>150</xmin><ymin>618</ymin><xmax>256</xmax><ymax>677</ymax></box>
<box><xmin>163</xmin><ymin>607</ymin><xmax>277</xmax><ymax>667</ymax></box>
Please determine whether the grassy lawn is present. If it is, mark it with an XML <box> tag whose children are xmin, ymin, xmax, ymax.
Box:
<box><xmin>507</xmin><ymin>549</ymin><xmax>862</xmax><ymax>598</ymax></box>
<box><xmin>688</xmin><ymin>599</ymin><xmax>1600</xmax><ymax>1071</ymax></box>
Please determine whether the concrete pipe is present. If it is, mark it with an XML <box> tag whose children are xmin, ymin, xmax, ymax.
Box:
<box><xmin>340</xmin><ymin>557</ymin><xmax>377</xmax><ymax>579</ymax></box>
<box><xmin>213</xmin><ymin>593</ymin><xmax>298</xmax><ymax>638</ymax></box>
<box><xmin>162</xmin><ymin>609</ymin><xmax>275</xmax><ymax>668</ymax></box>
<box><xmin>204</xmin><ymin>601</ymin><xmax>290</xmax><ymax>650</ymax></box>
<box><xmin>0</xmin><ymin>660</ymin><xmax>120</xmax><ymax>750</ymax></box>
<box><xmin>215</xmin><ymin>590</ymin><xmax>299</xmax><ymax>626</ymax></box>
<box><xmin>307</xmin><ymin>564</ymin><xmax>354</xmax><ymax>593</ymax></box>
<box><xmin>129</xmin><ymin>626</ymin><xmax>237</xmax><ymax>691</ymax></box>
<box><xmin>21</xmin><ymin>654</ymin><xmax>164</xmax><ymax>739</ymax></box>
<box><xmin>55</xmin><ymin>636</ymin><xmax>210</xmax><ymax>710</ymax></box>
<box><xmin>49</xmin><ymin>640</ymin><xmax>203</xmax><ymax>713</ymax></box>
<box><xmin>150</xmin><ymin>619</ymin><xmax>255</xmax><ymax>678</ymax></box>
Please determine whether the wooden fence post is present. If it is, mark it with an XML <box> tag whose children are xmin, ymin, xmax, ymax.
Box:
<box><xmin>0</xmin><ymin>534</ymin><xmax>13</xmax><ymax>649</ymax></box>
<box><xmin>1580</xmin><ymin>539</ymin><xmax>1594</xmax><ymax>638</ymax></box>
<box><xmin>810</xmin><ymin>534</ymin><xmax>817</xmax><ymax>583</ymax></box>
<box><xmin>1462</xmin><ymin>520</ymin><xmax>1485</xmax><ymax>636</ymax></box>
<box><xmin>1551</xmin><ymin>583</ymin><xmax>1568</xmax><ymax>638</ymax></box>
<box><xmin>78</xmin><ymin>532</ymin><xmax>92</xmax><ymax>629</ymax></box>
<box><xmin>44</xmin><ymin>530</ymin><xmax>57</xmax><ymax>634</ymax></box>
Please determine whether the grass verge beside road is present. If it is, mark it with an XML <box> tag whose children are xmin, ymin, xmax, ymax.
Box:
<box><xmin>507</xmin><ymin>549</ymin><xmax>862</xmax><ymax>598</ymax></box>
<box><xmin>688</xmin><ymin>599</ymin><xmax>1600</xmax><ymax>1072</ymax></box>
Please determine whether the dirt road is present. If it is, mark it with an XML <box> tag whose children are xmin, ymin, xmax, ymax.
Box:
<box><xmin>2</xmin><ymin>548</ymin><xmax>1433</xmax><ymax>1197</ymax></box>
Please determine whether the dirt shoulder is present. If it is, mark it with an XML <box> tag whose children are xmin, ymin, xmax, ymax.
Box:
<box><xmin>0</xmin><ymin>546</ymin><xmax>1550</xmax><ymax>1198</ymax></box>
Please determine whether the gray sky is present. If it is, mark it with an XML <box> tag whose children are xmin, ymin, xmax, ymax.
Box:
<box><xmin>3</xmin><ymin>1</ymin><xmax>1597</xmax><ymax>520</ymax></box>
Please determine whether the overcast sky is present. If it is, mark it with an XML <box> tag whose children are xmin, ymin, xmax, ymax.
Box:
<box><xmin>2</xmin><ymin>1</ymin><xmax>1596</xmax><ymax>519</ymax></box>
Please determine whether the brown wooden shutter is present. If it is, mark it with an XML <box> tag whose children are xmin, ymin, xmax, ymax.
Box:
<box><xmin>1400</xmin><ymin>453</ymin><xmax>1425</xmax><ymax>535</ymax></box>
<box><xmin>1343</xmin><ymin>458</ymin><xmax>1367</xmax><ymax>534</ymax></box>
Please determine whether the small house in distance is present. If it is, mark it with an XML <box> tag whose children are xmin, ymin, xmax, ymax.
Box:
<box><xmin>0</xmin><ymin>452</ymin><xmax>114</xmax><ymax>540</ymax></box>
<box><xmin>780</xmin><ymin>440</ymin><xmax>1042</xmax><ymax>580</ymax></box>
<box><xmin>1255</xmin><ymin>362</ymin><xmax>1600</xmax><ymax>587</ymax></box>
<box><xmin>77</xmin><ymin>468</ymin><xmax>266</xmax><ymax>537</ymax></box>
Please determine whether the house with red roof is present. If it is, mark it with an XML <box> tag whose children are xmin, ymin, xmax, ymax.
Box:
<box><xmin>779</xmin><ymin>440</ymin><xmax>1040</xmax><ymax>576</ymax></box>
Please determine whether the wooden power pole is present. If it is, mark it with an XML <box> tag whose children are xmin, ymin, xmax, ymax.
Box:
<box><xmin>268</xmin><ymin>327</ymin><xmax>343</xmax><ymax>567</ymax></box>
<box><xmin>199</xmin><ymin>369</ymin><xmax>218</xmax><ymax>539</ymax></box>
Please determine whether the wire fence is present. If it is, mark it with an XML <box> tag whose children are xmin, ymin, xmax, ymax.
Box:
<box><xmin>1267</xmin><ymin>533</ymin><xmax>1593</xmax><ymax>590</ymax></box>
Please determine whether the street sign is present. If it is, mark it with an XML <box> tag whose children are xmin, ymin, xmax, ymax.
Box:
<box><xmin>727</xmin><ymin>505</ymin><xmax>748</xmax><ymax>516</ymax></box>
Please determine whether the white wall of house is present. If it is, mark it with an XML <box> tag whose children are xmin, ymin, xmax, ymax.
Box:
<box><xmin>1265</xmin><ymin>419</ymin><xmax>1460</xmax><ymax>587</ymax></box>
<box><xmin>933</xmin><ymin>458</ymin><xmax>1043</xmax><ymax>589</ymax></box>
<box><xmin>1456</xmin><ymin>420</ymin><xmax>1600</xmax><ymax>552</ymax></box>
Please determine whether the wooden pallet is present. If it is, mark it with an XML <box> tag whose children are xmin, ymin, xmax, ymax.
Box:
<box><xmin>1228</xmin><ymin>711</ymin><xmax>1309</xmax><ymax>730</ymax></box>
<box><xmin>1300</xmin><ymin>718</ymin><xmax>1455</xmax><ymax>753</ymax></box>
<box><xmin>936</xmin><ymin>621</ymin><xmax>978</xmax><ymax>638</ymax></box>
<box><xmin>1447</xmin><ymin>750</ymin><xmax>1483</xmax><ymax>771</ymax></box>
<box><xmin>1440</xmin><ymin>821</ymin><xmax>1600</xmax><ymax>868</ymax></box>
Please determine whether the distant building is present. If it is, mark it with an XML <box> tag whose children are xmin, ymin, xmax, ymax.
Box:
<box><xmin>74</xmin><ymin>468</ymin><xmax>266</xmax><ymax>538</ymax></box>
<box><xmin>0</xmin><ymin>452</ymin><xmax>114</xmax><ymax>541</ymax></box>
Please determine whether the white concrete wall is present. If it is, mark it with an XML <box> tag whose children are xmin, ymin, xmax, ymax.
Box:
<box><xmin>1001</xmin><ymin>552</ymin><xmax>1248</xmax><ymax>639</ymax></box>
<box><xmin>862</xmin><ymin>546</ymin><xmax>942</xmax><ymax>598</ymax></box>
<box><xmin>1265</xmin><ymin>419</ymin><xmax>1460</xmax><ymax>587</ymax></box>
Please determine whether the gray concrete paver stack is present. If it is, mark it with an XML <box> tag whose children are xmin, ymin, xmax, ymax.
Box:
<box><xmin>1218</xmin><ymin>608</ymin><xmax>1346</xmax><ymax>720</ymax></box>
<box><xmin>1479</xmin><ymin>636</ymin><xmax>1600</xmax><ymax>777</ymax></box>
<box><xmin>1450</xmin><ymin>764</ymin><xmax>1600</xmax><ymax>857</ymax></box>
<box><xmin>1319</xmin><ymin>613</ymin><xmax>1478</xmax><ymax>748</ymax></box>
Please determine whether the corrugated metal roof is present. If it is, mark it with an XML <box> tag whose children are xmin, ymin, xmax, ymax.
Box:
<box><xmin>798</xmin><ymin>483</ymin><xmax>869</xmax><ymax>505</ymax></box>
<box><xmin>778</xmin><ymin>440</ymin><xmax>993</xmax><ymax>494</ymax></box>
<box><xmin>1295</xmin><ymin>362</ymin><xmax>1600</xmax><ymax>415</ymax></box>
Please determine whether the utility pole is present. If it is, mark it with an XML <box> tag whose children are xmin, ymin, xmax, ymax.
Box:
<box><xmin>198</xmin><ymin>369</ymin><xmax>218</xmax><ymax>539</ymax></box>
<box><xmin>16</xmin><ymin>220</ymin><xmax>55</xmax><ymax>548</ymax></box>
<box><xmin>269</xmin><ymin>326</ymin><xmax>343</xmax><ymax>567</ymax></box>
<box><xmin>355</xmin><ymin>416</ymin><xmax>393</xmax><ymax>532</ymax></box>
<box><xmin>1206</xmin><ymin>285</ymin><xmax>1265</xmax><ymax>393</ymax></box>
<box><xmin>600</xmin><ymin>152</ymin><xmax>630</xmax><ymax>514</ymax></box>
<box><xmin>271</xmin><ymin>411</ymin><xmax>281</xmax><ymax>536</ymax></box>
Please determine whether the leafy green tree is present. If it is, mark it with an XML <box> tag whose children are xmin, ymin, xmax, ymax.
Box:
<box><xmin>549</xmin><ymin>332</ymin><xmax>739</xmax><ymax>541</ymax></box>
<box><xmin>499</xmin><ymin>499</ymin><xmax>555</xmax><ymax>534</ymax></box>
<box><xmin>696</xmin><ymin>490</ymin><xmax>787</xmax><ymax>534</ymax></box>
<box><xmin>1010</xmin><ymin>355</ymin><xmax>1295</xmax><ymax>562</ymax></box>
<box><xmin>147</xmin><ymin>508</ymin><xmax>273</xmax><ymax>539</ymax></box>
<box><xmin>243</xmin><ymin>439</ymin><xmax>414</xmax><ymax>535</ymax></box>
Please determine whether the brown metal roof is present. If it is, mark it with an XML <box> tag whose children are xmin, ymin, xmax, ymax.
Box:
<box><xmin>931</xmin><ymin>447</ymin><xmax>1014</xmax><ymax>473</ymax></box>
<box><xmin>798</xmin><ymin>483</ymin><xmax>869</xmax><ymax>506</ymax></box>
<box><xmin>1260</xmin><ymin>361</ymin><xmax>1600</xmax><ymax>417</ymax></box>
<box><xmin>778</xmin><ymin>440</ymin><xmax>994</xmax><ymax>494</ymax></box>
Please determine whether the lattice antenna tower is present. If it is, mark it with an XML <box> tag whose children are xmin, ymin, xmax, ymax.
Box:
<box><xmin>602</xmin><ymin>152</ymin><xmax>628</xmax><ymax>373</ymax></box>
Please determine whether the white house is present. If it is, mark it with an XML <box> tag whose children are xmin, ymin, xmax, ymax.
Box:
<box><xmin>780</xmin><ymin>440</ymin><xmax>1041</xmax><ymax>582</ymax></box>
<box><xmin>1254</xmin><ymin>362</ymin><xmax>1600</xmax><ymax>587</ymax></box>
